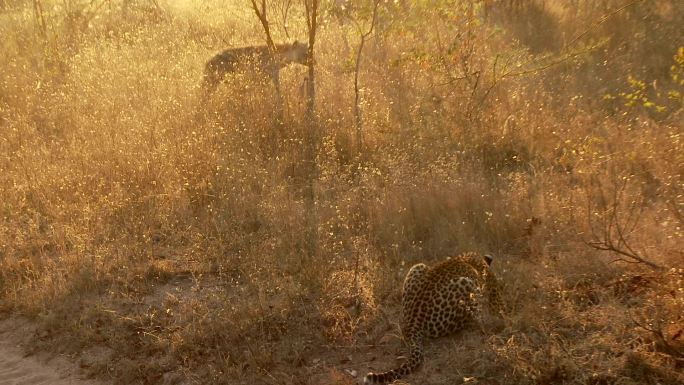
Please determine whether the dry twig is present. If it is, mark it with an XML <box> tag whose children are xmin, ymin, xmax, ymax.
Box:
<box><xmin>585</xmin><ymin>177</ymin><xmax>663</xmax><ymax>270</ymax></box>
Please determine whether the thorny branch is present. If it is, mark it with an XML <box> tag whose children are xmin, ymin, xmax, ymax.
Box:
<box><xmin>585</xmin><ymin>177</ymin><xmax>663</xmax><ymax>270</ymax></box>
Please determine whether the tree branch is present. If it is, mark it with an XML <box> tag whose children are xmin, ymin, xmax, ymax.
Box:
<box><xmin>250</xmin><ymin>0</ymin><xmax>276</xmax><ymax>51</ymax></box>
<box><xmin>353</xmin><ymin>0</ymin><xmax>381</xmax><ymax>151</ymax></box>
<box><xmin>585</xmin><ymin>177</ymin><xmax>664</xmax><ymax>271</ymax></box>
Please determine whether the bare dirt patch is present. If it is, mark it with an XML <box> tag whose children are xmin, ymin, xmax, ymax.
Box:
<box><xmin>0</xmin><ymin>317</ymin><xmax>107</xmax><ymax>385</ymax></box>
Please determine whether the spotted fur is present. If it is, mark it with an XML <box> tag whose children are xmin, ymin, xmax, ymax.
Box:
<box><xmin>202</xmin><ymin>41</ymin><xmax>308</xmax><ymax>93</ymax></box>
<box><xmin>364</xmin><ymin>252</ymin><xmax>503</xmax><ymax>384</ymax></box>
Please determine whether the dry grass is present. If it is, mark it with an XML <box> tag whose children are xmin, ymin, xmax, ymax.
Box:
<box><xmin>0</xmin><ymin>1</ymin><xmax>682</xmax><ymax>384</ymax></box>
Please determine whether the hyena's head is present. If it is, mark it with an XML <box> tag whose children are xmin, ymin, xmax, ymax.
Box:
<box><xmin>283</xmin><ymin>40</ymin><xmax>309</xmax><ymax>65</ymax></box>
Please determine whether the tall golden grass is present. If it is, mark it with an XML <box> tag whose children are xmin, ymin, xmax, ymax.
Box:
<box><xmin>0</xmin><ymin>1</ymin><xmax>682</xmax><ymax>384</ymax></box>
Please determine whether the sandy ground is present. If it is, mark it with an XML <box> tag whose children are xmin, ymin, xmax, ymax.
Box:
<box><xmin>0</xmin><ymin>317</ymin><xmax>105</xmax><ymax>385</ymax></box>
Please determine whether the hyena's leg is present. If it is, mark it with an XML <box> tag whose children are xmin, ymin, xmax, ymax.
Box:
<box><xmin>268</xmin><ymin>65</ymin><xmax>282</xmax><ymax>96</ymax></box>
<box><xmin>269</xmin><ymin>66</ymin><xmax>284</xmax><ymax>120</ymax></box>
<box><xmin>201</xmin><ymin>69</ymin><xmax>220</xmax><ymax>95</ymax></box>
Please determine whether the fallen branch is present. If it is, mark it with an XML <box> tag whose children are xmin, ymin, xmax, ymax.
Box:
<box><xmin>585</xmin><ymin>177</ymin><xmax>664</xmax><ymax>271</ymax></box>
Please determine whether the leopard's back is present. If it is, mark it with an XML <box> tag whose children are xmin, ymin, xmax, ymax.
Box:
<box><xmin>364</xmin><ymin>252</ymin><xmax>502</xmax><ymax>384</ymax></box>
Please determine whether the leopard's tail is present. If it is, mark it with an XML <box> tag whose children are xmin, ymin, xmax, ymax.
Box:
<box><xmin>363</xmin><ymin>333</ymin><xmax>424</xmax><ymax>384</ymax></box>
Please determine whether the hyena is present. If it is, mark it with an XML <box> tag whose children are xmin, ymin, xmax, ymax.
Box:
<box><xmin>202</xmin><ymin>40</ymin><xmax>308</xmax><ymax>94</ymax></box>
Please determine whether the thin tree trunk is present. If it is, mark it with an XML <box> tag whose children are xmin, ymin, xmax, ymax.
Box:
<box><xmin>303</xmin><ymin>0</ymin><xmax>319</xmax><ymax>259</ymax></box>
<box><xmin>250</xmin><ymin>0</ymin><xmax>276</xmax><ymax>51</ymax></box>
<box><xmin>32</xmin><ymin>0</ymin><xmax>47</xmax><ymax>40</ymax></box>
<box><xmin>353</xmin><ymin>37</ymin><xmax>365</xmax><ymax>148</ymax></box>
<box><xmin>304</xmin><ymin>0</ymin><xmax>318</xmax><ymax>120</ymax></box>
<box><xmin>250</xmin><ymin>0</ymin><xmax>284</xmax><ymax>135</ymax></box>
<box><xmin>353</xmin><ymin>0</ymin><xmax>380</xmax><ymax>154</ymax></box>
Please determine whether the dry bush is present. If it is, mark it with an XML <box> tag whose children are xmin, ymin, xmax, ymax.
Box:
<box><xmin>0</xmin><ymin>1</ymin><xmax>682</xmax><ymax>384</ymax></box>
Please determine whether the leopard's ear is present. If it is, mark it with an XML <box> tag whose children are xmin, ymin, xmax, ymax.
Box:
<box><xmin>484</xmin><ymin>254</ymin><xmax>494</xmax><ymax>266</ymax></box>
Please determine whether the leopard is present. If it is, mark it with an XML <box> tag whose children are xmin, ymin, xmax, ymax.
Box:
<box><xmin>202</xmin><ymin>40</ymin><xmax>308</xmax><ymax>94</ymax></box>
<box><xmin>363</xmin><ymin>252</ymin><xmax>504</xmax><ymax>384</ymax></box>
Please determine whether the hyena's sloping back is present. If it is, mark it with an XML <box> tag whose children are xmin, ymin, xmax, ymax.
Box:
<box><xmin>202</xmin><ymin>41</ymin><xmax>308</xmax><ymax>93</ymax></box>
